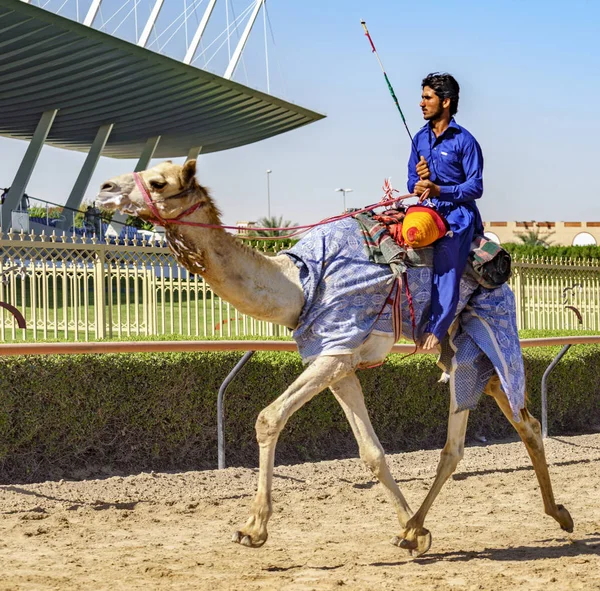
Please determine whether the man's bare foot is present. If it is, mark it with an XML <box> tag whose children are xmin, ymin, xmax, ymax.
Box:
<box><xmin>420</xmin><ymin>333</ymin><xmax>440</xmax><ymax>352</ymax></box>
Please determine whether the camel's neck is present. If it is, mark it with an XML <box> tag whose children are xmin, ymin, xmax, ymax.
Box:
<box><xmin>164</xmin><ymin>220</ymin><xmax>304</xmax><ymax>329</ymax></box>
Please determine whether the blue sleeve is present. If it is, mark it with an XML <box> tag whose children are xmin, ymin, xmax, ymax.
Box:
<box><xmin>437</xmin><ymin>137</ymin><xmax>483</xmax><ymax>204</ymax></box>
<box><xmin>407</xmin><ymin>141</ymin><xmax>420</xmax><ymax>194</ymax></box>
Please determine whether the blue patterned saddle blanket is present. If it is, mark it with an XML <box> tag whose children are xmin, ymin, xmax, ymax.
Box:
<box><xmin>284</xmin><ymin>218</ymin><xmax>525</xmax><ymax>419</ymax></box>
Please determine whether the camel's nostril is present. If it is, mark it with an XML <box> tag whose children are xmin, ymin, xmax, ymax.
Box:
<box><xmin>101</xmin><ymin>181</ymin><xmax>116</xmax><ymax>192</ymax></box>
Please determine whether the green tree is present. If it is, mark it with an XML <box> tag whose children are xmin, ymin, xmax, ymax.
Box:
<box><xmin>27</xmin><ymin>205</ymin><xmax>63</xmax><ymax>220</ymax></box>
<box><xmin>251</xmin><ymin>216</ymin><xmax>297</xmax><ymax>238</ymax></box>
<box><xmin>515</xmin><ymin>229</ymin><xmax>554</xmax><ymax>247</ymax></box>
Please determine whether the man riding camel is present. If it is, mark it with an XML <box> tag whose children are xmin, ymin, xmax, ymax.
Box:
<box><xmin>407</xmin><ymin>72</ymin><xmax>485</xmax><ymax>351</ymax></box>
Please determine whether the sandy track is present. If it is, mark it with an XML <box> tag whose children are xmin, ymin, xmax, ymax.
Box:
<box><xmin>0</xmin><ymin>433</ymin><xmax>599</xmax><ymax>590</ymax></box>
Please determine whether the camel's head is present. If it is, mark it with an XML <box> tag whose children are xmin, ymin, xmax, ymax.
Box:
<box><xmin>96</xmin><ymin>160</ymin><xmax>218</xmax><ymax>224</ymax></box>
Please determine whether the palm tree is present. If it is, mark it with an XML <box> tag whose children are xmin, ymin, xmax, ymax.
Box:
<box><xmin>515</xmin><ymin>229</ymin><xmax>554</xmax><ymax>247</ymax></box>
<box><xmin>252</xmin><ymin>216</ymin><xmax>297</xmax><ymax>238</ymax></box>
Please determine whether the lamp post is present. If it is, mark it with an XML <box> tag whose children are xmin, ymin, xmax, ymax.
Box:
<box><xmin>266</xmin><ymin>169</ymin><xmax>272</xmax><ymax>218</ymax></box>
<box><xmin>335</xmin><ymin>187</ymin><xmax>353</xmax><ymax>211</ymax></box>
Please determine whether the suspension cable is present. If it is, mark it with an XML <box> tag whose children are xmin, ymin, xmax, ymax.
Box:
<box><xmin>197</xmin><ymin>2</ymin><xmax>254</xmax><ymax>68</ymax></box>
<box><xmin>193</xmin><ymin>1</ymin><xmax>254</xmax><ymax>65</ymax></box>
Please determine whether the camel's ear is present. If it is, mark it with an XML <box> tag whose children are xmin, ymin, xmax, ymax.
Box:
<box><xmin>181</xmin><ymin>159</ymin><xmax>197</xmax><ymax>186</ymax></box>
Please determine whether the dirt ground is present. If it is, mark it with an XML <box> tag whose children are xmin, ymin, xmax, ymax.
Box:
<box><xmin>0</xmin><ymin>434</ymin><xmax>599</xmax><ymax>591</ymax></box>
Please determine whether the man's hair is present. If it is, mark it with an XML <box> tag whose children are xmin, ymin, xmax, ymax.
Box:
<box><xmin>422</xmin><ymin>72</ymin><xmax>460</xmax><ymax>116</ymax></box>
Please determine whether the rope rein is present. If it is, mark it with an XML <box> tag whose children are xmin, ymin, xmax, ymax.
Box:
<box><xmin>134</xmin><ymin>172</ymin><xmax>428</xmax><ymax>240</ymax></box>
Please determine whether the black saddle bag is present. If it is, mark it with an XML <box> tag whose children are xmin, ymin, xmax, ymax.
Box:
<box><xmin>467</xmin><ymin>235</ymin><xmax>512</xmax><ymax>289</ymax></box>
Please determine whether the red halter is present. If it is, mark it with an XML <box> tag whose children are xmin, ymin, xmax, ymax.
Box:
<box><xmin>134</xmin><ymin>172</ymin><xmax>204</xmax><ymax>226</ymax></box>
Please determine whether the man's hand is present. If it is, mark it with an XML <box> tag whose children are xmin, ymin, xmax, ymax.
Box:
<box><xmin>416</xmin><ymin>155</ymin><xmax>430</xmax><ymax>180</ymax></box>
<box><xmin>414</xmin><ymin>179</ymin><xmax>440</xmax><ymax>197</ymax></box>
<box><xmin>419</xmin><ymin>333</ymin><xmax>440</xmax><ymax>352</ymax></box>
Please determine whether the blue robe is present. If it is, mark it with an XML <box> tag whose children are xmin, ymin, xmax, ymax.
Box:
<box><xmin>408</xmin><ymin>118</ymin><xmax>485</xmax><ymax>340</ymax></box>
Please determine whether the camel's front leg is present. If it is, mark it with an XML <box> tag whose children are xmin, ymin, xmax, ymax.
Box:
<box><xmin>397</xmin><ymin>395</ymin><xmax>469</xmax><ymax>556</ymax></box>
<box><xmin>485</xmin><ymin>377</ymin><xmax>574</xmax><ymax>533</ymax></box>
<box><xmin>329</xmin><ymin>374</ymin><xmax>413</xmax><ymax>529</ymax></box>
<box><xmin>232</xmin><ymin>355</ymin><xmax>352</xmax><ymax>548</ymax></box>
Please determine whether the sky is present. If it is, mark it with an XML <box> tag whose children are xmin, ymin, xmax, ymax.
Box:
<box><xmin>2</xmin><ymin>0</ymin><xmax>600</xmax><ymax>227</ymax></box>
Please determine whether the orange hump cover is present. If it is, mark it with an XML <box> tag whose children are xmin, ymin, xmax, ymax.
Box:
<box><xmin>401</xmin><ymin>206</ymin><xmax>448</xmax><ymax>248</ymax></box>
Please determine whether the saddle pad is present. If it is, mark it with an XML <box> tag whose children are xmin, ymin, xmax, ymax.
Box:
<box><xmin>283</xmin><ymin>218</ymin><xmax>525</xmax><ymax>419</ymax></box>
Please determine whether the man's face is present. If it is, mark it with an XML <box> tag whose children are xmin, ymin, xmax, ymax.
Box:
<box><xmin>420</xmin><ymin>86</ymin><xmax>445</xmax><ymax>121</ymax></box>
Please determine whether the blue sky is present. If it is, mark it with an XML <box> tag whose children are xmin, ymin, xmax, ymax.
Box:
<box><xmin>2</xmin><ymin>0</ymin><xmax>599</xmax><ymax>226</ymax></box>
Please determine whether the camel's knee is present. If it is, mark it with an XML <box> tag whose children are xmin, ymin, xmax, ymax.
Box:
<box><xmin>438</xmin><ymin>445</ymin><xmax>463</xmax><ymax>477</ymax></box>
<box><xmin>483</xmin><ymin>374</ymin><xmax>501</xmax><ymax>398</ymax></box>
<box><xmin>255</xmin><ymin>407</ymin><xmax>282</xmax><ymax>446</ymax></box>
<box><xmin>359</xmin><ymin>444</ymin><xmax>386</xmax><ymax>478</ymax></box>
<box><xmin>517</xmin><ymin>408</ymin><xmax>543</xmax><ymax>446</ymax></box>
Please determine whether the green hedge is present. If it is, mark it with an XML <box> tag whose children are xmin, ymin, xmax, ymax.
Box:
<box><xmin>0</xmin><ymin>346</ymin><xmax>599</xmax><ymax>483</ymax></box>
<box><xmin>503</xmin><ymin>242</ymin><xmax>600</xmax><ymax>260</ymax></box>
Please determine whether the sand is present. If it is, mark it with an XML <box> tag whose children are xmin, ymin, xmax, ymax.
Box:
<box><xmin>0</xmin><ymin>433</ymin><xmax>599</xmax><ymax>590</ymax></box>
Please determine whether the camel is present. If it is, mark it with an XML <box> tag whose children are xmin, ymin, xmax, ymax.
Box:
<box><xmin>96</xmin><ymin>159</ymin><xmax>573</xmax><ymax>557</ymax></box>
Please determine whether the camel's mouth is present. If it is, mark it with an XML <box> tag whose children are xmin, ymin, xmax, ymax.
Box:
<box><xmin>96</xmin><ymin>191</ymin><xmax>121</xmax><ymax>206</ymax></box>
<box><xmin>96</xmin><ymin>189</ymin><xmax>136</xmax><ymax>215</ymax></box>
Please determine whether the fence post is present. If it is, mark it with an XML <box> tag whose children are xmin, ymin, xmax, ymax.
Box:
<box><xmin>512</xmin><ymin>262</ymin><xmax>523</xmax><ymax>330</ymax></box>
<box><xmin>146</xmin><ymin>268</ymin><xmax>157</xmax><ymax>335</ymax></box>
<box><xmin>94</xmin><ymin>247</ymin><xmax>107</xmax><ymax>339</ymax></box>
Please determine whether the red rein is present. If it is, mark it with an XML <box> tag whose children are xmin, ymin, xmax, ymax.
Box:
<box><xmin>133</xmin><ymin>172</ymin><xmax>426</xmax><ymax>240</ymax></box>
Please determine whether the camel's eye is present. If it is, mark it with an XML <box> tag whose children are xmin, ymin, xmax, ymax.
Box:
<box><xmin>150</xmin><ymin>180</ymin><xmax>167</xmax><ymax>190</ymax></box>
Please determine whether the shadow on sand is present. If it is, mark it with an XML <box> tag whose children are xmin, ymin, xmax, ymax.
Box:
<box><xmin>368</xmin><ymin>536</ymin><xmax>600</xmax><ymax>567</ymax></box>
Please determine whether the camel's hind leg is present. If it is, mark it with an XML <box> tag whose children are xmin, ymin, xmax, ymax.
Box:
<box><xmin>484</xmin><ymin>376</ymin><xmax>574</xmax><ymax>532</ymax></box>
<box><xmin>329</xmin><ymin>373</ymin><xmax>413</xmax><ymax>529</ymax></box>
<box><xmin>397</xmin><ymin>393</ymin><xmax>470</xmax><ymax>556</ymax></box>
<box><xmin>232</xmin><ymin>355</ymin><xmax>353</xmax><ymax>548</ymax></box>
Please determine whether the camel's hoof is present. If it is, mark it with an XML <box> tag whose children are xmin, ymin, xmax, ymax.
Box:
<box><xmin>231</xmin><ymin>530</ymin><xmax>267</xmax><ymax>548</ymax></box>
<box><xmin>395</xmin><ymin>529</ymin><xmax>432</xmax><ymax>557</ymax></box>
<box><xmin>556</xmin><ymin>504</ymin><xmax>574</xmax><ymax>533</ymax></box>
<box><xmin>390</xmin><ymin>536</ymin><xmax>411</xmax><ymax>557</ymax></box>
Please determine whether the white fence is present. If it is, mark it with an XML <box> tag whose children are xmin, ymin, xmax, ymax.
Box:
<box><xmin>0</xmin><ymin>232</ymin><xmax>285</xmax><ymax>341</ymax></box>
<box><xmin>508</xmin><ymin>257</ymin><xmax>600</xmax><ymax>331</ymax></box>
<box><xmin>0</xmin><ymin>233</ymin><xmax>599</xmax><ymax>341</ymax></box>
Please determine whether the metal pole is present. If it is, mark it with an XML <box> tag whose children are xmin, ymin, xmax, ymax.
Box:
<box><xmin>59</xmin><ymin>123</ymin><xmax>114</xmax><ymax>231</ymax></box>
<box><xmin>263</xmin><ymin>0</ymin><xmax>270</xmax><ymax>94</ymax></box>
<box><xmin>335</xmin><ymin>188</ymin><xmax>352</xmax><ymax>212</ymax></box>
<box><xmin>183</xmin><ymin>0</ymin><xmax>217</xmax><ymax>64</ymax></box>
<box><xmin>540</xmin><ymin>344</ymin><xmax>571</xmax><ymax>439</ymax></box>
<box><xmin>2</xmin><ymin>109</ymin><xmax>58</xmax><ymax>231</ymax></box>
<box><xmin>540</xmin><ymin>296</ymin><xmax>583</xmax><ymax>439</ymax></box>
<box><xmin>186</xmin><ymin>146</ymin><xmax>202</xmax><ymax>161</ymax></box>
<box><xmin>266</xmin><ymin>169</ymin><xmax>271</xmax><ymax>218</ymax></box>
<box><xmin>217</xmin><ymin>350</ymin><xmax>255</xmax><ymax>469</ymax></box>
<box><xmin>0</xmin><ymin>336</ymin><xmax>598</xmax><ymax>357</ymax></box>
<box><xmin>224</xmin><ymin>0</ymin><xmax>265</xmax><ymax>79</ymax></box>
<box><xmin>83</xmin><ymin>0</ymin><xmax>102</xmax><ymax>27</ymax></box>
<box><xmin>137</xmin><ymin>0</ymin><xmax>164</xmax><ymax>48</ymax></box>
<box><xmin>135</xmin><ymin>136</ymin><xmax>161</xmax><ymax>172</ymax></box>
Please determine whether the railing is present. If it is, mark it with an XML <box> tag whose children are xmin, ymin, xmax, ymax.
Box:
<box><xmin>508</xmin><ymin>256</ymin><xmax>600</xmax><ymax>331</ymax></box>
<box><xmin>0</xmin><ymin>231</ymin><xmax>286</xmax><ymax>341</ymax></box>
<box><xmin>1</xmin><ymin>233</ymin><xmax>600</xmax><ymax>341</ymax></box>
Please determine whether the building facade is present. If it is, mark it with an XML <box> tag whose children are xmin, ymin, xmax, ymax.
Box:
<box><xmin>483</xmin><ymin>221</ymin><xmax>600</xmax><ymax>246</ymax></box>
